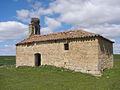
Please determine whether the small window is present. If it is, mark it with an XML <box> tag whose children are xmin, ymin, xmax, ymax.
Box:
<box><xmin>64</xmin><ymin>43</ymin><xmax>69</xmax><ymax>50</ymax></box>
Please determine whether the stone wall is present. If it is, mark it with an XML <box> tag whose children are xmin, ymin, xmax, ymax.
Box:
<box><xmin>16</xmin><ymin>37</ymin><xmax>105</xmax><ymax>75</ymax></box>
<box><xmin>98</xmin><ymin>37</ymin><xmax>113</xmax><ymax>71</ymax></box>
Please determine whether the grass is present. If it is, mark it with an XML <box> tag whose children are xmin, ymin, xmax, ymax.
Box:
<box><xmin>0</xmin><ymin>55</ymin><xmax>120</xmax><ymax>90</ymax></box>
<box><xmin>0</xmin><ymin>56</ymin><xmax>15</xmax><ymax>66</ymax></box>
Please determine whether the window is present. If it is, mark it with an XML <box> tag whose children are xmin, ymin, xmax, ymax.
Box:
<box><xmin>64</xmin><ymin>43</ymin><xmax>69</xmax><ymax>50</ymax></box>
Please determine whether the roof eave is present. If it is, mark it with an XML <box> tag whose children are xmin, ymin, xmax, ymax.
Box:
<box><xmin>99</xmin><ymin>36</ymin><xmax>114</xmax><ymax>43</ymax></box>
<box><xmin>16</xmin><ymin>34</ymin><xmax>101</xmax><ymax>46</ymax></box>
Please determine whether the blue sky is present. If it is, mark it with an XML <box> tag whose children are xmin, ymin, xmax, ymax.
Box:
<box><xmin>0</xmin><ymin>0</ymin><xmax>120</xmax><ymax>55</ymax></box>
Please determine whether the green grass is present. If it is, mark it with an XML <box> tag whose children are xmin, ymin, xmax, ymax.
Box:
<box><xmin>0</xmin><ymin>56</ymin><xmax>15</xmax><ymax>66</ymax></box>
<box><xmin>0</xmin><ymin>55</ymin><xmax>120</xmax><ymax>90</ymax></box>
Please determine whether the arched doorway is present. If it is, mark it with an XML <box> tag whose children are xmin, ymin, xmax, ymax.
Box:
<box><xmin>34</xmin><ymin>53</ymin><xmax>41</xmax><ymax>66</ymax></box>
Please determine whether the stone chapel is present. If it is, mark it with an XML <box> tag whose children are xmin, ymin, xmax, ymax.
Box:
<box><xmin>16</xmin><ymin>18</ymin><xmax>114</xmax><ymax>75</ymax></box>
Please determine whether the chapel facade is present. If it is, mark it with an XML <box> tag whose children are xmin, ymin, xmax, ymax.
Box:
<box><xmin>16</xmin><ymin>18</ymin><xmax>114</xmax><ymax>75</ymax></box>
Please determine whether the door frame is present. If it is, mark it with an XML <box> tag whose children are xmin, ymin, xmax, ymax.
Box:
<box><xmin>34</xmin><ymin>53</ymin><xmax>41</xmax><ymax>66</ymax></box>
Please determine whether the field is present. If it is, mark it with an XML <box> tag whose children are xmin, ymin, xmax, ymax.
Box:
<box><xmin>0</xmin><ymin>56</ymin><xmax>15</xmax><ymax>66</ymax></box>
<box><xmin>0</xmin><ymin>55</ymin><xmax>120</xmax><ymax>90</ymax></box>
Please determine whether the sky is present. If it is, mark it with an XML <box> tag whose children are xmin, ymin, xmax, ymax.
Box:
<box><xmin>0</xmin><ymin>0</ymin><xmax>120</xmax><ymax>55</ymax></box>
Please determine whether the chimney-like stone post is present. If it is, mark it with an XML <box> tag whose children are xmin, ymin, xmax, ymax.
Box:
<box><xmin>28</xmin><ymin>18</ymin><xmax>40</xmax><ymax>37</ymax></box>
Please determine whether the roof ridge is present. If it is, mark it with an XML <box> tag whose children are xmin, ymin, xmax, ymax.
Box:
<box><xmin>17</xmin><ymin>30</ymin><xmax>108</xmax><ymax>45</ymax></box>
<box><xmin>39</xmin><ymin>29</ymin><xmax>96</xmax><ymax>37</ymax></box>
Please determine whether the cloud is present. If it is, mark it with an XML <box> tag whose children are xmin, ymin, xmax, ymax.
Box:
<box><xmin>0</xmin><ymin>21</ymin><xmax>27</xmax><ymax>55</ymax></box>
<box><xmin>48</xmin><ymin>0</ymin><xmax>120</xmax><ymax>26</ymax></box>
<box><xmin>16</xmin><ymin>8</ymin><xmax>52</xmax><ymax>23</ymax></box>
<box><xmin>0</xmin><ymin>21</ymin><xmax>28</xmax><ymax>42</ymax></box>
<box><xmin>71</xmin><ymin>24</ymin><xmax>120</xmax><ymax>39</ymax></box>
<box><xmin>30</xmin><ymin>1</ymin><xmax>42</xmax><ymax>10</ymax></box>
<box><xmin>16</xmin><ymin>9</ymin><xmax>30</xmax><ymax>22</ymax></box>
<box><xmin>0</xmin><ymin>45</ymin><xmax>15</xmax><ymax>56</ymax></box>
<box><xmin>41</xmin><ymin>17</ymin><xmax>61</xmax><ymax>34</ymax></box>
<box><xmin>16</xmin><ymin>0</ymin><xmax>120</xmax><ymax>25</ymax></box>
<box><xmin>16</xmin><ymin>1</ymin><xmax>52</xmax><ymax>23</ymax></box>
<box><xmin>113</xmin><ymin>41</ymin><xmax>120</xmax><ymax>54</ymax></box>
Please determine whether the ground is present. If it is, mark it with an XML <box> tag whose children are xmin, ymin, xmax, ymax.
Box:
<box><xmin>0</xmin><ymin>55</ymin><xmax>120</xmax><ymax>90</ymax></box>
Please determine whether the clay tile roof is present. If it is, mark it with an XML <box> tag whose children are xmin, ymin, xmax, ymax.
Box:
<box><xmin>16</xmin><ymin>30</ymin><xmax>112</xmax><ymax>45</ymax></box>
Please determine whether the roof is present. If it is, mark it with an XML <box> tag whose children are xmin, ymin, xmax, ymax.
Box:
<box><xmin>16</xmin><ymin>30</ymin><xmax>113</xmax><ymax>45</ymax></box>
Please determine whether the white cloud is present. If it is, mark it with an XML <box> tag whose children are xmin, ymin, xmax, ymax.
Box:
<box><xmin>0</xmin><ymin>21</ymin><xmax>28</xmax><ymax>55</ymax></box>
<box><xmin>45</xmin><ymin>17</ymin><xmax>61</xmax><ymax>30</ymax></box>
<box><xmin>16</xmin><ymin>1</ymin><xmax>52</xmax><ymax>23</ymax></box>
<box><xmin>41</xmin><ymin>17</ymin><xmax>61</xmax><ymax>34</ymax></box>
<box><xmin>41</xmin><ymin>27</ymin><xmax>52</xmax><ymax>34</ymax></box>
<box><xmin>16</xmin><ymin>8</ymin><xmax>52</xmax><ymax>23</ymax></box>
<box><xmin>71</xmin><ymin>24</ymin><xmax>120</xmax><ymax>38</ymax></box>
<box><xmin>16</xmin><ymin>9</ymin><xmax>30</xmax><ymax>22</ymax></box>
<box><xmin>0</xmin><ymin>45</ymin><xmax>15</xmax><ymax>56</ymax></box>
<box><xmin>113</xmin><ymin>41</ymin><xmax>120</xmax><ymax>54</ymax></box>
<box><xmin>30</xmin><ymin>1</ymin><xmax>42</xmax><ymax>10</ymax></box>
<box><xmin>0</xmin><ymin>21</ymin><xmax>28</xmax><ymax>42</ymax></box>
<box><xmin>48</xmin><ymin>0</ymin><xmax>120</xmax><ymax>26</ymax></box>
<box><xmin>4</xmin><ymin>44</ymin><xmax>15</xmax><ymax>48</ymax></box>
